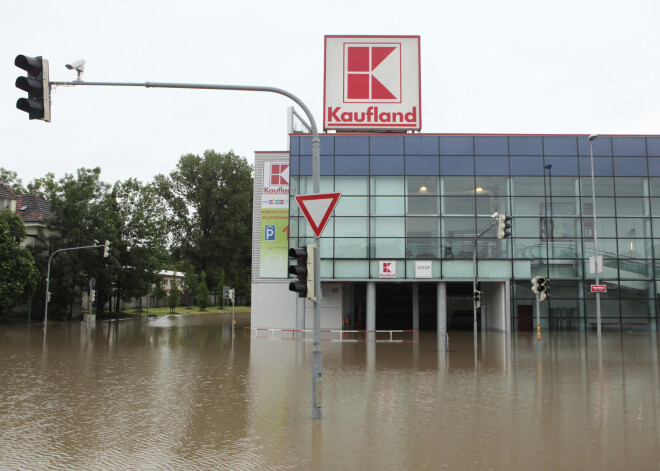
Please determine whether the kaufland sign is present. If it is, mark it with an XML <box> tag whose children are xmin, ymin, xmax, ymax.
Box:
<box><xmin>324</xmin><ymin>35</ymin><xmax>421</xmax><ymax>131</ymax></box>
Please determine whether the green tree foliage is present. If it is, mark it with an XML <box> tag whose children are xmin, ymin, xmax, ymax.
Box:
<box><xmin>153</xmin><ymin>282</ymin><xmax>166</xmax><ymax>307</ymax></box>
<box><xmin>168</xmin><ymin>277</ymin><xmax>181</xmax><ymax>313</ymax></box>
<box><xmin>0</xmin><ymin>210</ymin><xmax>39</xmax><ymax>316</ymax></box>
<box><xmin>197</xmin><ymin>271</ymin><xmax>210</xmax><ymax>311</ymax></box>
<box><xmin>0</xmin><ymin>167</ymin><xmax>26</xmax><ymax>194</ymax></box>
<box><xmin>156</xmin><ymin>150</ymin><xmax>253</xmax><ymax>297</ymax></box>
<box><xmin>181</xmin><ymin>265</ymin><xmax>197</xmax><ymax>309</ymax></box>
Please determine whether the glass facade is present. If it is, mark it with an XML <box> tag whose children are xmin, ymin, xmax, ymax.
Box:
<box><xmin>289</xmin><ymin>134</ymin><xmax>660</xmax><ymax>332</ymax></box>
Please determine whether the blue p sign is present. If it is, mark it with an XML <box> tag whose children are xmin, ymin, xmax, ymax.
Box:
<box><xmin>265</xmin><ymin>225</ymin><xmax>276</xmax><ymax>241</ymax></box>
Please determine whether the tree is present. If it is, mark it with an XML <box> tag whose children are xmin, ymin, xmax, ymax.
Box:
<box><xmin>168</xmin><ymin>277</ymin><xmax>181</xmax><ymax>313</ymax></box>
<box><xmin>182</xmin><ymin>267</ymin><xmax>197</xmax><ymax>309</ymax></box>
<box><xmin>0</xmin><ymin>210</ymin><xmax>39</xmax><ymax>317</ymax></box>
<box><xmin>153</xmin><ymin>282</ymin><xmax>166</xmax><ymax>307</ymax></box>
<box><xmin>155</xmin><ymin>150</ymin><xmax>253</xmax><ymax>296</ymax></box>
<box><xmin>0</xmin><ymin>167</ymin><xmax>26</xmax><ymax>194</ymax></box>
<box><xmin>197</xmin><ymin>271</ymin><xmax>210</xmax><ymax>311</ymax></box>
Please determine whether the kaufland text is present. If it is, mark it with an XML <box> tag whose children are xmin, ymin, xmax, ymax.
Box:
<box><xmin>327</xmin><ymin>106</ymin><xmax>417</xmax><ymax>124</ymax></box>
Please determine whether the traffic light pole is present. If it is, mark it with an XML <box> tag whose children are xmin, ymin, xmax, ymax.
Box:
<box><xmin>49</xmin><ymin>78</ymin><xmax>324</xmax><ymax>419</ymax></box>
<box><xmin>472</xmin><ymin>219</ymin><xmax>498</xmax><ymax>337</ymax></box>
<box><xmin>44</xmin><ymin>243</ymin><xmax>104</xmax><ymax>327</ymax></box>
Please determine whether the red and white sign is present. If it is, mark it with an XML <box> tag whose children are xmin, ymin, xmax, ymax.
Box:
<box><xmin>414</xmin><ymin>261</ymin><xmax>432</xmax><ymax>278</ymax></box>
<box><xmin>263</xmin><ymin>161</ymin><xmax>289</xmax><ymax>195</ymax></box>
<box><xmin>324</xmin><ymin>35</ymin><xmax>421</xmax><ymax>131</ymax></box>
<box><xmin>379</xmin><ymin>261</ymin><xmax>397</xmax><ymax>278</ymax></box>
<box><xmin>591</xmin><ymin>285</ymin><xmax>607</xmax><ymax>293</ymax></box>
<box><xmin>295</xmin><ymin>192</ymin><xmax>341</xmax><ymax>238</ymax></box>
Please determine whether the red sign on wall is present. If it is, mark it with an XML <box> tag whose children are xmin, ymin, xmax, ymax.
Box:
<box><xmin>590</xmin><ymin>285</ymin><xmax>607</xmax><ymax>293</ymax></box>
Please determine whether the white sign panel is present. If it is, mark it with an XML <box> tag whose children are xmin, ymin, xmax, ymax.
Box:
<box><xmin>379</xmin><ymin>261</ymin><xmax>397</xmax><ymax>278</ymax></box>
<box><xmin>324</xmin><ymin>35</ymin><xmax>421</xmax><ymax>131</ymax></box>
<box><xmin>415</xmin><ymin>261</ymin><xmax>432</xmax><ymax>278</ymax></box>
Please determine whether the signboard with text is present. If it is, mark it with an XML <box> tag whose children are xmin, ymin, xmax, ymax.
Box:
<box><xmin>324</xmin><ymin>35</ymin><xmax>421</xmax><ymax>131</ymax></box>
<box><xmin>260</xmin><ymin>161</ymin><xmax>290</xmax><ymax>278</ymax></box>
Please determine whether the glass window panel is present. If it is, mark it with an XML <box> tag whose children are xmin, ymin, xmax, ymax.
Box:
<box><xmin>612</xmin><ymin>137</ymin><xmax>647</xmax><ymax>156</ymax></box>
<box><xmin>406</xmin><ymin>176</ymin><xmax>439</xmax><ymax>195</ymax></box>
<box><xmin>648</xmin><ymin>158</ymin><xmax>660</xmax><ymax>177</ymax></box>
<box><xmin>335</xmin><ymin>197</ymin><xmax>367</xmax><ymax>216</ymax></box>
<box><xmin>407</xmin><ymin>196</ymin><xmax>439</xmax><ymax>215</ymax></box>
<box><xmin>583</xmin><ymin>260</ymin><xmax>619</xmax><ymax>280</ymax></box>
<box><xmin>406</xmin><ymin>238</ymin><xmax>440</xmax><ymax>258</ymax></box>
<box><xmin>616</xmin><ymin>218</ymin><xmax>651</xmax><ymax>238</ymax></box>
<box><xmin>300</xmin><ymin>135</ymin><xmax>335</xmax><ymax>155</ymax></box>
<box><xmin>370</xmin><ymin>155</ymin><xmax>404</xmax><ymax>175</ymax></box>
<box><xmin>509</xmin><ymin>136</ymin><xmax>543</xmax><ymax>156</ymax></box>
<box><xmin>512</xmin><ymin>217</ymin><xmax>544</xmax><ymax>238</ymax></box>
<box><xmin>548</xmin><ymin>242</ymin><xmax>581</xmax><ymax>259</ymax></box>
<box><xmin>299</xmin><ymin>155</ymin><xmax>312</xmax><ymax>175</ymax></box>
<box><xmin>509</xmin><ymin>156</ymin><xmax>544</xmax><ymax>175</ymax></box>
<box><xmin>475</xmin><ymin>176</ymin><xmax>508</xmax><ymax>195</ymax></box>
<box><xmin>582</xmin><ymin>217</ymin><xmax>617</xmax><ymax>238</ymax></box>
<box><xmin>552</xmin><ymin>218</ymin><xmax>581</xmax><ymax>238</ymax></box>
<box><xmin>476</xmin><ymin>195</ymin><xmax>508</xmax><ymax>216</ymax></box>
<box><xmin>371</xmin><ymin>239</ymin><xmax>405</xmax><ymax>258</ymax></box>
<box><xmin>476</xmin><ymin>238</ymin><xmax>509</xmax><ymax>258</ymax></box>
<box><xmin>335</xmin><ymin>217</ymin><xmax>368</xmax><ymax>237</ymax></box>
<box><xmin>618</xmin><ymin>238</ymin><xmax>652</xmax><ymax>259</ymax></box>
<box><xmin>545</xmin><ymin>197</ymin><xmax>580</xmax><ymax>216</ymax></box>
<box><xmin>649</xmin><ymin>198</ymin><xmax>660</xmax><ymax>217</ymax></box>
<box><xmin>546</xmin><ymin>177</ymin><xmax>579</xmax><ymax>198</ymax></box>
<box><xmin>335</xmin><ymin>135</ymin><xmax>369</xmax><ymax>155</ymax></box>
<box><xmin>289</xmin><ymin>217</ymin><xmax>299</xmax><ymax>238</ymax></box>
<box><xmin>585</xmin><ymin>300</ymin><xmax>620</xmax><ymax>319</ymax></box>
<box><xmin>335</xmin><ymin>156</ymin><xmax>369</xmax><ymax>175</ymax></box>
<box><xmin>334</xmin><ymin>260</ymin><xmax>369</xmax><ymax>278</ymax></box>
<box><xmin>580</xmin><ymin>176</ymin><xmax>614</xmax><ymax>197</ymax></box>
<box><xmin>543</xmin><ymin>157</ymin><xmax>579</xmax><ymax>176</ymax></box>
<box><xmin>371</xmin><ymin>217</ymin><xmax>405</xmax><ymax>237</ymax></box>
<box><xmin>513</xmin><ymin>238</ymin><xmax>547</xmax><ymax>259</ymax></box>
<box><xmin>405</xmin><ymin>135</ymin><xmax>439</xmax><ymax>155</ymax></box>
<box><xmin>618</xmin><ymin>259</ymin><xmax>653</xmax><ymax>279</ymax></box>
<box><xmin>440</xmin><ymin>156</ymin><xmax>474</xmax><ymax>175</ymax></box>
<box><xmin>443</xmin><ymin>196</ymin><xmax>475</xmax><ymax>216</ymax></box>
<box><xmin>583</xmin><ymin>239</ymin><xmax>619</xmax><ymax>258</ymax></box>
<box><xmin>652</xmin><ymin>219</ymin><xmax>660</xmax><ymax>236</ymax></box>
<box><xmin>371</xmin><ymin>197</ymin><xmax>405</xmax><ymax>216</ymax></box>
<box><xmin>289</xmin><ymin>176</ymin><xmax>300</xmax><ymax>198</ymax></box>
<box><xmin>477</xmin><ymin>260</ymin><xmax>512</xmax><ymax>278</ymax></box>
<box><xmin>334</xmin><ymin>238</ymin><xmax>368</xmax><ymax>259</ymax></box>
<box><xmin>618</xmin><ymin>282</ymin><xmax>654</xmax><ymax>298</ymax></box>
<box><xmin>578</xmin><ymin>157</ymin><xmax>613</xmax><ymax>176</ymax></box>
<box><xmin>441</xmin><ymin>260</ymin><xmax>474</xmax><ymax>278</ymax></box>
<box><xmin>320</xmin><ymin>240</ymin><xmax>333</xmax><ymax>259</ymax></box>
<box><xmin>511</xmin><ymin>176</ymin><xmax>545</xmax><ymax>196</ymax></box>
<box><xmin>543</xmin><ymin>136</ymin><xmax>578</xmax><ymax>156</ymax></box>
<box><xmin>582</xmin><ymin>198</ymin><xmax>616</xmax><ymax>217</ymax></box>
<box><xmin>442</xmin><ymin>238</ymin><xmax>473</xmax><ymax>258</ymax></box>
<box><xmin>650</xmin><ymin>178</ymin><xmax>660</xmax><ymax>197</ymax></box>
<box><xmin>475</xmin><ymin>156</ymin><xmax>509</xmax><ymax>175</ymax></box>
<box><xmin>613</xmin><ymin>157</ymin><xmax>648</xmax><ymax>176</ymax></box>
<box><xmin>474</xmin><ymin>136</ymin><xmax>508</xmax><ymax>155</ymax></box>
<box><xmin>370</xmin><ymin>176</ymin><xmax>404</xmax><ymax>195</ymax></box>
<box><xmin>405</xmin><ymin>156</ymin><xmax>439</xmax><ymax>175</ymax></box>
<box><xmin>442</xmin><ymin>217</ymin><xmax>475</xmax><ymax>237</ymax></box>
<box><xmin>289</xmin><ymin>155</ymin><xmax>299</xmax><ymax>175</ymax></box>
<box><xmin>577</xmin><ymin>136</ymin><xmax>612</xmax><ymax>157</ymax></box>
<box><xmin>512</xmin><ymin>196</ymin><xmax>546</xmax><ymax>216</ymax></box>
<box><xmin>406</xmin><ymin>217</ymin><xmax>439</xmax><ymax>237</ymax></box>
<box><xmin>512</xmin><ymin>261</ymin><xmax>536</xmax><ymax>280</ymax></box>
<box><xmin>442</xmin><ymin>176</ymin><xmax>475</xmax><ymax>195</ymax></box>
<box><xmin>335</xmin><ymin>176</ymin><xmax>368</xmax><ymax>195</ymax></box>
<box><xmin>616</xmin><ymin>197</ymin><xmax>649</xmax><ymax>216</ymax></box>
<box><xmin>545</xmin><ymin>281</ymin><xmax>580</xmax><ymax>297</ymax></box>
<box><xmin>614</xmin><ymin>177</ymin><xmax>648</xmax><ymax>196</ymax></box>
<box><xmin>440</xmin><ymin>136</ymin><xmax>473</xmax><ymax>155</ymax></box>
<box><xmin>370</xmin><ymin>135</ymin><xmax>404</xmax><ymax>155</ymax></box>
<box><xmin>647</xmin><ymin>137</ymin><xmax>660</xmax><ymax>156</ymax></box>
<box><xmin>290</xmin><ymin>135</ymin><xmax>300</xmax><ymax>155</ymax></box>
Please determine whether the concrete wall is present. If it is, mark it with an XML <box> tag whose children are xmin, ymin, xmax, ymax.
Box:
<box><xmin>485</xmin><ymin>281</ymin><xmax>508</xmax><ymax>332</ymax></box>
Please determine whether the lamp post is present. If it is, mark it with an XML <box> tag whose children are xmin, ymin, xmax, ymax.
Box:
<box><xmin>588</xmin><ymin>134</ymin><xmax>602</xmax><ymax>337</ymax></box>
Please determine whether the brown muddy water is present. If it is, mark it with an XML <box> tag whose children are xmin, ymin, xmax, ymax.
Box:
<box><xmin>1</xmin><ymin>314</ymin><xmax>659</xmax><ymax>470</ymax></box>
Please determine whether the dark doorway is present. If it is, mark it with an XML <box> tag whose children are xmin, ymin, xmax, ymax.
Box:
<box><xmin>517</xmin><ymin>305</ymin><xmax>533</xmax><ymax>332</ymax></box>
<box><xmin>375</xmin><ymin>284</ymin><xmax>412</xmax><ymax>330</ymax></box>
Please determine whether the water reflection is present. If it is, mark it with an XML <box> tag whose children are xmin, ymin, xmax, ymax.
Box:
<box><xmin>0</xmin><ymin>316</ymin><xmax>658</xmax><ymax>470</ymax></box>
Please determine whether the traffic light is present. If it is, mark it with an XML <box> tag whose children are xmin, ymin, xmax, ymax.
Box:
<box><xmin>497</xmin><ymin>213</ymin><xmax>512</xmax><ymax>239</ymax></box>
<box><xmin>531</xmin><ymin>276</ymin><xmax>547</xmax><ymax>301</ymax></box>
<box><xmin>103</xmin><ymin>240</ymin><xmax>111</xmax><ymax>258</ymax></box>
<box><xmin>288</xmin><ymin>245</ymin><xmax>315</xmax><ymax>301</ymax></box>
<box><xmin>474</xmin><ymin>290</ymin><xmax>481</xmax><ymax>309</ymax></box>
<box><xmin>90</xmin><ymin>289</ymin><xmax>96</xmax><ymax>306</ymax></box>
<box><xmin>15</xmin><ymin>55</ymin><xmax>50</xmax><ymax>122</ymax></box>
<box><xmin>228</xmin><ymin>288</ymin><xmax>235</xmax><ymax>303</ymax></box>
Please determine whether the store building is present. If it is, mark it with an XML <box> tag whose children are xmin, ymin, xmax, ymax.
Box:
<box><xmin>250</xmin><ymin>36</ymin><xmax>659</xmax><ymax>333</ymax></box>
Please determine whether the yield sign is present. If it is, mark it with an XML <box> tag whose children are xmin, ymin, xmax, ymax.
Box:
<box><xmin>295</xmin><ymin>192</ymin><xmax>341</xmax><ymax>238</ymax></box>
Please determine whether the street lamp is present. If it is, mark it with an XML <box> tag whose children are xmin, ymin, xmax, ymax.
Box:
<box><xmin>588</xmin><ymin>134</ymin><xmax>602</xmax><ymax>337</ymax></box>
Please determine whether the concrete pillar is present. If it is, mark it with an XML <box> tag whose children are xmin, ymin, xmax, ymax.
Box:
<box><xmin>412</xmin><ymin>283</ymin><xmax>419</xmax><ymax>333</ymax></box>
<box><xmin>437</xmin><ymin>282</ymin><xmax>447</xmax><ymax>333</ymax></box>
<box><xmin>367</xmin><ymin>282</ymin><xmax>376</xmax><ymax>335</ymax></box>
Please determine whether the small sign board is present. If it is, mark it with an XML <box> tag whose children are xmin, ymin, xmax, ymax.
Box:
<box><xmin>591</xmin><ymin>285</ymin><xmax>607</xmax><ymax>293</ymax></box>
<box><xmin>379</xmin><ymin>261</ymin><xmax>396</xmax><ymax>278</ymax></box>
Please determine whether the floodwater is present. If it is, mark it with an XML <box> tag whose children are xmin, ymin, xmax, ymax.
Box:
<box><xmin>1</xmin><ymin>315</ymin><xmax>659</xmax><ymax>470</ymax></box>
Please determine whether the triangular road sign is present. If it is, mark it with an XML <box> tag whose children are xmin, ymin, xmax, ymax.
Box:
<box><xmin>295</xmin><ymin>192</ymin><xmax>341</xmax><ymax>238</ymax></box>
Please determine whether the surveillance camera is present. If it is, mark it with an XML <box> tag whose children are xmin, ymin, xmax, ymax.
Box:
<box><xmin>65</xmin><ymin>59</ymin><xmax>86</xmax><ymax>71</ymax></box>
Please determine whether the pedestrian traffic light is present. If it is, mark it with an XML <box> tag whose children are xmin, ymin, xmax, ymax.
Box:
<box><xmin>103</xmin><ymin>240</ymin><xmax>111</xmax><ymax>258</ymax></box>
<box><xmin>531</xmin><ymin>276</ymin><xmax>547</xmax><ymax>301</ymax></box>
<box><xmin>474</xmin><ymin>290</ymin><xmax>481</xmax><ymax>309</ymax></box>
<box><xmin>497</xmin><ymin>213</ymin><xmax>512</xmax><ymax>239</ymax></box>
<box><xmin>288</xmin><ymin>245</ymin><xmax>315</xmax><ymax>301</ymax></box>
<box><xmin>15</xmin><ymin>55</ymin><xmax>50</xmax><ymax>122</ymax></box>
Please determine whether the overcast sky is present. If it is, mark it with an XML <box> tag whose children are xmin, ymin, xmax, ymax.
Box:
<box><xmin>2</xmin><ymin>0</ymin><xmax>659</xmax><ymax>186</ymax></box>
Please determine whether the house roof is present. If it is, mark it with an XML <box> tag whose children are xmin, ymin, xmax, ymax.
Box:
<box><xmin>16</xmin><ymin>194</ymin><xmax>52</xmax><ymax>223</ymax></box>
<box><xmin>0</xmin><ymin>183</ymin><xmax>18</xmax><ymax>200</ymax></box>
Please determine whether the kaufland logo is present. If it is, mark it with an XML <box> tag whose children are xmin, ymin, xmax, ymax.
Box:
<box><xmin>379</xmin><ymin>261</ymin><xmax>396</xmax><ymax>278</ymax></box>
<box><xmin>263</xmin><ymin>161</ymin><xmax>289</xmax><ymax>195</ymax></box>
<box><xmin>324</xmin><ymin>36</ymin><xmax>421</xmax><ymax>131</ymax></box>
<box><xmin>344</xmin><ymin>44</ymin><xmax>401</xmax><ymax>102</ymax></box>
